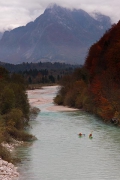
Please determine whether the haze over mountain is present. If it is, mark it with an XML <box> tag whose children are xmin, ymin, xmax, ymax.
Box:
<box><xmin>0</xmin><ymin>4</ymin><xmax>111</xmax><ymax>64</ymax></box>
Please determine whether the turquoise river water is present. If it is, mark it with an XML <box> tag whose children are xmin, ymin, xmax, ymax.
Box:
<box><xmin>16</xmin><ymin>86</ymin><xmax>120</xmax><ymax>180</ymax></box>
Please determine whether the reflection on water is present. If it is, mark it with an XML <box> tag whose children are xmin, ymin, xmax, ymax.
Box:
<box><xmin>17</xmin><ymin>86</ymin><xmax>120</xmax><ymax>180</ymax></box>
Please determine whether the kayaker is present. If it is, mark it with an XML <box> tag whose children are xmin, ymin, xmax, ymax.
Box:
<box><xmin>89</xmin><ymin>133</ymin><xmax>92</xmax><ymax>137</ymax></box>
<box><xmin>79</xmin><ymin>133</ymin><xmax>85</xmax><ymax>136</ymax></box>
<box><xmin>79</xmin><ymin>133</ymin><xmax>82</xmax><ymax>136</ymax></box>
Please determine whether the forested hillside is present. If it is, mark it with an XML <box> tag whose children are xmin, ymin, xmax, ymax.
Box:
<box><xmin>0</xmin><ymin>66</ymin><xmax>34</xmax><ymax>162</ymax></box>
<box><xmin>54</xmin><ymin>21</ymin><xmax>120</xmax><ymax>125</ymax></box>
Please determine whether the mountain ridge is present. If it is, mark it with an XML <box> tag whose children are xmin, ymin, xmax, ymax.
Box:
<box><xmin>0</xmin><ymin>5</ymin><xmax>111</xmax><ymax>64</ymax></box>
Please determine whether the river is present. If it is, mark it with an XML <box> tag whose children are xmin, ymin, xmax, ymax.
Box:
<box><xmin>17</xmin><ymin>85</ymin><xmax>120</xmax><ymax>180</ymax></box>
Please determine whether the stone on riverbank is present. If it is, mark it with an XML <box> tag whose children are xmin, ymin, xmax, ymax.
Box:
<box><xmin>0</xmin><ymin>139</ymin><xmax>24</xmax><ymax>180</ymax></box>
<box><xmin>0</xmin><ymin>158</ymin><xmax>19</xmax><ymax>180</ymax></box>
<box><xmin>1</xmin><ymin>139</ymin><xmax>24</xmax><ymax>152</ymax></box>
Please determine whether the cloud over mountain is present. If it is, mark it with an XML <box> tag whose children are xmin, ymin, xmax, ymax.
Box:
<box><xmin>0</xmin><ymin>5</ymin><xmax>111</xmax><ymax>64</ymax></box>
<box><xmin>0</xmin><ymin>0</ymin><xmax>119</xmax><ymax>32</ymax></box>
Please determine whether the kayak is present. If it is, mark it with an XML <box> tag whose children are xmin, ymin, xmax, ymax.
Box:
<box><xmin>89</xmin><ymin>136</ymin><xmax>93</xmax><ymax>139</ymax></box>
<box><xmin>78</xmin><ymin>133</ymin><xmax>85</xmax><ymax>137</ymax></box>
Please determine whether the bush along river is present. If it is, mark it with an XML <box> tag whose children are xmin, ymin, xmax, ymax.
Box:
<box><xmin>16</xmin><ymin>86</ymin><xmax>120</xmax><ymax>180</ymax></box>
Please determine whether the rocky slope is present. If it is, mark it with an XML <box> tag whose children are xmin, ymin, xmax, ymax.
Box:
<box><xmin>0</xmin><ymin>4</ymin><xmax>111</xmax><ymax>64</ymax></box>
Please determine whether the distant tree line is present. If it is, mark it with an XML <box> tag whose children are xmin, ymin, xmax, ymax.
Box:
<box><xmin>19</xmin><ymin>68</ymin><xmax>76</xmax><ymax>85</ymax></box>
<box><xmin>0</xmin><ymin>61</ymin><xmax>80</xmax><ymax>73</ymax></box>
<box><xmin>0</xmin><ymin>61</ymin><xmax>80</xmax><ymax>86</ymax></box>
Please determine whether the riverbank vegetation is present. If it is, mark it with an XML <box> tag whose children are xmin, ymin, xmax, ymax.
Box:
<box><xmin>54</xmin><ymin>21</ymin><xmax>120</xmax><ymax>125</ymax></box>
<box><xmin>0</xmin><ymin>66</ymin><xmax>36</xmax><ymax>162</ymax></box>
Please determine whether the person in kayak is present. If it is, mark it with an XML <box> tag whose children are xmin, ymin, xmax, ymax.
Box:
<box><xmin>78</xmin><ymin>133</ymin><xmax>85</xmax><ymax>136</ymax></box>
<box><xmin>89</xmin><ymin>133</ymin><xmax>93</xmax><ymax>138</ymax></box>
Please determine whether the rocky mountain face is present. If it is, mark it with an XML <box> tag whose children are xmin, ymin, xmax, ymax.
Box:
<box><xmin>0</xmin><ymin>4</ymin><xmax>111</xmax><ymax>64</ymax></box>
<box><xmin>0</xmin><ymin>32</ymin><xmax>3</xmax><ymax>40</ymax></box>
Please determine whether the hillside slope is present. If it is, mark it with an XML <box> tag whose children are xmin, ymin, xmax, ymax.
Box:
<box><xmin>55</xmin><ymin>21</ymin><xmax>120</xmax><ymax>124</ymax></box>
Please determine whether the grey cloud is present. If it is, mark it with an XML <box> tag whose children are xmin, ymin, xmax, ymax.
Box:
<box><xmin>0</xmin><ymin>0</ymin><xmax>120</xmax><ymax>32</ymax></box>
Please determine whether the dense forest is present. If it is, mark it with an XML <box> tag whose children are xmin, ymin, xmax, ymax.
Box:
<box><xmin>21</xmin><ymin>68</ymin><xmax>75</xmax><ymax>85</ymax></box>
<box><xmin>0</xmin><ymin>61</ymin><xmax>80</xmax><ymax>86</ymax></box>
<box><xmin>0</xmin><ymin>66</ymin><xmax>36</xmax><ymax>162</ymax></box>
<box><xmin>54</xmin><ymin>21</ymin><xmax>120</xmax><ymax>125</ymax></box>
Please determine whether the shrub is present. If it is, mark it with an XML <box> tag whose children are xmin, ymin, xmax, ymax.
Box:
<box><xmin>8</xmin><ymin>127</ymin><xmax>36</xmax><ymax>141</ymax></box>
<box><xmin>54</xmin><ymin>94</ymin><xmax>63</xmax><ymax>105</ymax></box>
<box><xmin>0</xmin><ymin>144</ymin><xmax>12</xmax><ymax>162</ymax></box>
<box><xmin>1</xmin><ymin>87</ymin><xmax>15</xmax><ymax>114</ymax></box>
<box><xmin>5</xmin><ymin>108</ymin><xmax>24</xmax><ymax>130</ymax></box>
<box><xmin>75</xmin><ymin>94</ymin><xmax>83</xmax><ymax>109</ymax></box>
<box><xmin>64</xmin><ymin>90</ymin><xmax>76</xmax><ymax>107</ymax></box>
<box><xmin>30</xmin><ymin>107</ymin><xmax>40</xmax><ymax>115</ymax></box>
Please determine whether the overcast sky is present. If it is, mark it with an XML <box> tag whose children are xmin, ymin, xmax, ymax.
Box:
<box><xmin>0</xmin><ymin>0</ymin><xmax>120</xmax><ymax>32</ymax></box>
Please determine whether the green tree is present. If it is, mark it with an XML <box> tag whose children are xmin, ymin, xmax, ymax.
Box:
<box><xmin>1</xmin><ymin>86</ymin><xmax>15</xmax><ymax>114</ymax></box>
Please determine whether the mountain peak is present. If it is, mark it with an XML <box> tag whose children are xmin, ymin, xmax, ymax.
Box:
<box><xmin>45</xmin><ymin>4</ymin><xmax>70</xmax><ymax>16</ymax></box>
<box><xmin>0</xmin><ymin>5</ymin><xmax>111</xmax><ymax>64</ymax></box>
<box><xmin>47</xmin><ymin>3</ymin><xmax>62</xmax><ymax>9</ymax></box>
